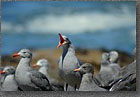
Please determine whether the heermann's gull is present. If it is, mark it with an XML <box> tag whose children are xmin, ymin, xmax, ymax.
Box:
<box><xmin>74</xmin><ymin>63</ymin><xmax>107</xmax><ymax>91</ymax></box>
<box><xmin>96</xmin><ymin>53</ymin><xmax>113</xmax><ymax>87</ymax></box>
<box><xmin>0</xmin><ymin>66</ymin><xmax>18</xmax><ymax>91</ymax></box>
<box><xmin>33</xmin><ymin>59</ymin><xmax>64</xmax><ymax>91</ymax></box>
<box><xmin>13</xmin><ymin>49</ymin><xmax>52</xmax><ymax>91</ymax></box>
<box><xmin>96</xmin><ymin>52</ymin><xmax>120</xmax><ymax>89</ymax></box>
<box><xmin>57</xmin><ymin>33</ymin><xmax>81</xmax><ymax>91</ymax></box>
<box><xmin>109</xmin><ymin>51</ymin><xmax>121</xmax><ymax>78</ymax></box>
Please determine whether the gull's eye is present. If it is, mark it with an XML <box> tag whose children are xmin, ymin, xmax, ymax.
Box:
<box><xmin>83</xmin><ymin>66</ymin><xmax>86</xmax><ymax>69</ymax></box>
<box><xmin>23</xmin><ymin>52</ymin><xmax>26</xmax><ymax>54</ymax></box>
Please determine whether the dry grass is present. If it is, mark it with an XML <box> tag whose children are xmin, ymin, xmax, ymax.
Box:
<box><xmin>1</xmin><ymin>48</ymin><xmax>134</xmax><ymax>81</ymax></box>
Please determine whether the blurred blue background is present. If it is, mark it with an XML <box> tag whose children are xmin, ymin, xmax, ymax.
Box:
<box><xmin>1</xmin><ymin>1</ymin><xmax>136</xmax><ymax>56</ymax></box>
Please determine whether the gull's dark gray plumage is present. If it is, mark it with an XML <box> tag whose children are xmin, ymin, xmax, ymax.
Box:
<box><xmin>96</xmin><ymin>51</ymin><xmax>121</xmax><ymax>89</ymax></box>
<box><xmin>109</xmin><ymin>61</ymin><xmax>136</xmax><ymax>91</ymax></box>
<box><xmin>30</xmin><ymin>71</ymin><xmax>52</xmax><ymax>91</ymax></box>
<box><xmin>109</xmin><ymin>49</ymin><xmax>136</xmax><ymax>91</ymax></box>
<box><xmin>74</xmin><ymin>63</ymin><xmax>107</xmax><ymax>91</ymax></box>
<box><xmin>109</xmin><ymin>51</ymin><xmax>121</xmax><ymax>77</ymax></box>
<box><xmin>34</xmin><ymin>59</ymin><xmax>64</xmax><ymax>91</ymax></box>
<box><xmin>109</xmin><ymin>72</ymin><xmax>136</xmax><ymax>91</ymax></box>
<box><xmin>96</xmin><ymin>53</ymin><xmax>114</xmax><ymax>88</ymax></box>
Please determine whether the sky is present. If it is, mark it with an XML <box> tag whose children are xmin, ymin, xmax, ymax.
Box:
<box><xmin>1</xmin><ymin>1</ymin><xmax>136</xmax><ymax>55</ymax></box>
<box><xmin>1</xmin><ymin>1</ymin><xmax>135</xmax><ymax>34</ymax></box>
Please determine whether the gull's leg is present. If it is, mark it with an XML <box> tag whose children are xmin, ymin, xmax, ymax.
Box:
<box><xmin>64</xmin><ymin>83</ymin><xmax>68</xmax><ymax>91</ymax></box>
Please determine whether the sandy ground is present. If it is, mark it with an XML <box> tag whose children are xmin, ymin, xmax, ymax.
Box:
<box><xmin>1</xmin><ymin>48</ymin><xmax>134</xmax><ymax>82</ymax></box>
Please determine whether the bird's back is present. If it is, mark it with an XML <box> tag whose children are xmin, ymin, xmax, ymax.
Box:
<box><xmin>79</xmin><ymin>74</ymin><xmax>106</xmax><ymax>91</ymax></box>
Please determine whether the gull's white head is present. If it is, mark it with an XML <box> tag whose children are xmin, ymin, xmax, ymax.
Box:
<box><xmin>13</xmin><ymin>49</ymin><xmax>32</xmax><ymax>58</ymax></box>
<box><xmin>101</xmin><ymin>52</ymin><xmax>110</xmax><ymax>65</ymax></box>
<box><xmin>33</xmin><ymin>59</ymin><xmax>49</xmax><ymax>68</ymax></box>
<box><xmin>109</xmin><ymin>51</ymin><xmax>119</xmax><ymax>63</ymax></box>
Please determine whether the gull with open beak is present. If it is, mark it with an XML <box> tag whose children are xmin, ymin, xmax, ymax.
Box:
<box><xmin>74</xmin><ymin>63</ymin><xmax>107</xmax><ymax>91</ymax></box>
<box><xmin>57</xmin><ymin>33</ymin><xmax>82</xmax><ymax>91</ymax></box>
<box><xmin>0</xmin><ymin>66</ymin><xmax>18</xmax><ymax>91</ymax></box>
<box><xmin>13</xmin><ymin>49</ymin><xmax>52</xmax><ymax>91</ymax></box>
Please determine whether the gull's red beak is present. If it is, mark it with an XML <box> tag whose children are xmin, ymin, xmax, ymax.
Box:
<box><xmin>1</xmin><ymin>71</ymin><xmax>5</xmax><ymax>74</ymax></box>
<box><xmin>57</xmin><ymin>33</ymin><xmax>65</xmax><ymax>48</ymax></box>
<box><xmin>74</xmin><ymin>68</ymin><xmax>80</xmax><ymax>72</ymax></box>
<box><xmin>32</xmin><ymin>64</ymin><xmax>38</xmax><ymax>68</ymax></box>
<box><xmin>13</xmin><ymin>53</ymin><xmax>20</xmax><ymax>58</ymax></box>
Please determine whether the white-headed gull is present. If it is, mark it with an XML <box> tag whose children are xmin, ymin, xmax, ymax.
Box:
<box><xmin>33</xmin><ymin>59</ymin><xmax>64</xmax><ymax>91</ymax></box>
<box><xmin>13</xmin><ymin>49</ymin><xmax>52</xmax><ymax>91</ymax></box>
<box><xmin>0</xmin><ymin>66</ymin><xmax>18</xmax><ymax>91</ymax></box>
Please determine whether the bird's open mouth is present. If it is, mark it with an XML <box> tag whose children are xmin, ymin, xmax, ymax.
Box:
<box><xmin>57</xmin><ymin>33</ymin><xmax>65</xmax><ymax>47</ymax></box>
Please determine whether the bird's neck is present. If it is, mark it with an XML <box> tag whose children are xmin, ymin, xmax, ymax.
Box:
<box><xmin>101</xmin><ymin>60</ymin><xmax>110</xmax><ymax>66</ymax></box>
<box><xmin>39</xmin><ymin>66</ymin><xmax>48</xmax><ymax>76</ymax></box>
<box><xmin>1</xmin><ymin>75</ymin><xmax>7</xmax><ymax>85</ymax></box>
<box><xmin>20</xmin><ymin>58</ymin><xmax>31</xmax><ymax>66</ymax></box>
<box><xmin>82</xmin><ymin>73</ymin><xmax>96</xmax><ymax>84</ymax></box>
<box><xmin>100</xmin><ymin>61</ymin><xmax>110</xmax><ymax>70</ymax></box>
<box><xmin>16</xmin><ymin>57</ymin><xmax>32</xmax><ymax>72</ymax></box>
<box><xmin>62</xmin><ymin>44</ymin><xmax>75</xmax><ymax>55</ymax></box>
<box><xmin>100</xmin><ymin>64</ymin><xmax>111</xmax><ymax>72</ymax></box>
<box><xmin>62</xmin><ymin>43</ymin><xmax>75</xmax><ymax>62</ymax></box>
<box><xmin>2</xmin><ymin>74</ymin><xmax>14</xmax><ymax>85</ymax></box>
<box><xmin>82</xmin><ymin>73</ymin><xmax>93</xmax><ymax>81</ymax></box>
